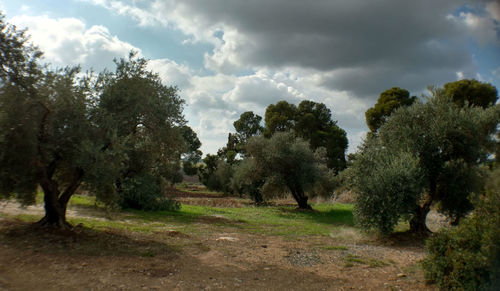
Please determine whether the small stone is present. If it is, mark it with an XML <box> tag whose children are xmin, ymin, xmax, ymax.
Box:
<box><xmin>216</xmin><ymin>236</ymin><xmax>239</xmax><ymax>242</ymax></box>
<box><xmin>397</xmin><ymin>273</ymin><xmax>406</xmax><ymax>278</ymax></box>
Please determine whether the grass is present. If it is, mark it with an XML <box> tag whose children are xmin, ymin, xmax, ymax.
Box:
<box><xmin>5</xmin><ymin>193</ymin><xmax>356</xmax><ymax>237</ymax></box>
<box><xmin>344</xmin><ymin>254</ymin><xmax>389</xmax><ymax>268</ymax></box>
<box><xmin>322</xmin><ymin>245</ymin><xmax>348</xmax><ymax>251</ymax></box>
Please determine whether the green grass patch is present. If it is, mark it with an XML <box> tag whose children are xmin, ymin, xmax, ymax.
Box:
<box><xmin>344</xmin><ymin>253</ymin><xmax>389</xmax><ymax>268</ymax></box>
<box><xmin>323</xmin><ymin>245</ymin><xmax>348</xmax><ymax>251</ymax></box>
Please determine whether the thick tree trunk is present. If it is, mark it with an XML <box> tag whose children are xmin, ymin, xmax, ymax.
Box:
<box><xmin>37</xmin><ymin>169</ymin><xmax>83</xmax><ymax>229</ymax></box>
<box><xmin>38</xmin><ymin>179</ymin><xmax>71</xmax><ymax>228</ymax></box>
<box><xmin>289</xmin><ymin>184</ymin><xmax>312</xmax><ymax>210</ymax></box>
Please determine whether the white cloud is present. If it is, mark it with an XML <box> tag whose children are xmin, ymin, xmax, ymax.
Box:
<box><xmin>453</xmin><ymin>11</ymin><xmax>500</xmax><ymax>45</ymax></box>
<box><xmin>9</xmin><ymin>14</ymin><xmax>139</xmax><ymax>70</ymax></box>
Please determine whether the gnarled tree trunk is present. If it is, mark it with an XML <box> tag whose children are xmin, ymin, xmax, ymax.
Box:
<box><xmin>37</xmin><ymin>169</ymin><xmax>83</xmax><ymax>229</ymax></box>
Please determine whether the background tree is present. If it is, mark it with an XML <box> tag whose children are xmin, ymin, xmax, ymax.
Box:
<box><xmin>349</xmin><ymin>93</ymin><xmax>499</xmax><ymax>233</ymax></box>
<box><xmin>264</xmin><ymin>101</ymin><xmax>297</xmax><ymax>137</ymax></box>
<box><xmin>232</xmin><ymin>111</ymin><xmax>263</xmax><ymax>155</ymax></box>
<box><xmin>180</xmin><ymin>125</ymin><xmax>202</xmax><ymax>176</ymax></box>
<box><xmin>263</xmin><ymin>100</ymin><xmax>348</xmax><ymax>172</ymax></box>
<box><xmin>197</xmin><ymin>154</ymin><xmax>233</xmax><ymax>194</ymax></box>
<box><xmin>244</xmin><ymin>131</ymin><xmax>329</xmax><ymax>209</ymax></box>
<box><xmin>443</xmin><ymin>79</ymin><xmax>498</xmax><ymax>108</ymax></box>
<box><xmin>295</xmin><ymin>100</ymin><xmax>348</xmax><ymax>172</ymax></box>
<box><xmin>365</xmin><ymin>87</ymin><xmax>416</xmax><ymax>132</ymax></box>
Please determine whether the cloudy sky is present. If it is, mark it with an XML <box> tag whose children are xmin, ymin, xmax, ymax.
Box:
<box><xmin>2</xmin><ymin>0</ymin><xmax>499</xmax><ymax>155</ymax></box>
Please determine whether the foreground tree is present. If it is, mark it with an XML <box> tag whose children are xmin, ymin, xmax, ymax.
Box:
<box><xmin>244</xmin><ymin>132</ymin><xmax>330</xmax><ymax>209</ymax></box>
<box><xmin>348</xmin><ymin>93</ymin><xmax>499</xmax><ymax>233</ymax></box>
<box><xmin>365</xmin><ymin>87</ymin><xmax>416</xmax><ymax>133</ymax></box>
<box><xmin>0</xmin><ymin>15</ymin><xmax>92</xmax><ymax>227</ymax></box>
<box><xmin>0</xmin><ymin>16</ymin><xmax>189</xmax><ymax>226</ymax></box>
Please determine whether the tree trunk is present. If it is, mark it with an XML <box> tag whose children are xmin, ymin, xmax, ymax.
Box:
<box><xmin>409</xmin><ymin>180</ymin><xmax>435</xmax><ymax>234</ymax></box>
<box><xmin>37</xmin><ymin>169</ymin><xmax>83</xmax><ymax>229</ymax></box>
<box><xmin>38</xmin><ymin>179</ymin><xmax>71</xmax><ymax>228</ymax></box>
<box><xmin>289</xmin><ymin>184</ymin><xmax>312</xmax><ymax>210</ymax></box>
<box><xmin>409</xmin><ymin>204</ymin><xmax>431</xmax><ymax>234</ymax></box>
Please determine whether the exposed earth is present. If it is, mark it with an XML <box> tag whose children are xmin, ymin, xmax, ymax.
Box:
<box><xmin>0</xmin><ymin>190</ymin><xmax>438</xmax><ymax>291</ymax></box>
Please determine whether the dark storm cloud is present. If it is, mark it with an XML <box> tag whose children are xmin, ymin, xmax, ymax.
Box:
<box><xmin>166</xmin><ymin>0</ymin><xmax>478</xmax><ymax>98</ymax></box>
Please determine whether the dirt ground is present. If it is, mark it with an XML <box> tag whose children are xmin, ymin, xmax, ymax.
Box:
<box><xmin>0</xmin><ymin>195</ymin><xmax>437</xmax><ymax>291</ymax></box>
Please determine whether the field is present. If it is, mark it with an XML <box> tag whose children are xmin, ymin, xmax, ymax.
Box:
<box><xmin>0</xmin><ymin>188</ymin><xmax>436</xmax><ymax>290</ymax></box>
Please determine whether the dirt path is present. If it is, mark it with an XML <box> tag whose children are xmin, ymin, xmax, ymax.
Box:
<box><xmin>0</xmin><ymin>201</ymin><xmax>436</xmax><ymax>290</ymax></box>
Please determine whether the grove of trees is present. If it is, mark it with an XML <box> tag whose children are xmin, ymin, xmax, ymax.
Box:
<box><xmin>198</xmin><ymin>99</ymin><xmax>347</xmax><ymax>209</ymax></box>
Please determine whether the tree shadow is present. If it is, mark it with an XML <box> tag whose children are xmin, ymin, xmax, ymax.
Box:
<box><xmin>0</xmin><ymin>219</ymin><xmax>179</xmax><ymax>258</ymax></box>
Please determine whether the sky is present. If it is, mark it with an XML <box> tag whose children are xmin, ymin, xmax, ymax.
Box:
<box><xmin>1</xmin><ymin>0</ymin><xmax>499</xmax><ymax>156</ymax></box>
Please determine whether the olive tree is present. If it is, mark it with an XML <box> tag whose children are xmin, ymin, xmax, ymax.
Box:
<box><xmin>349</xmin><ymin>93</ymin><xmax>499</xmax><ymax>233</ymax></box>
<box><xmin>0</xmin><ymin>16</ymin><xmax>188</xmax><ymax>226</ymax></box>
<box><xmin>244</xmin><ymin>131</ymin><xmax>331</xmax><ymax>209</ymax></box>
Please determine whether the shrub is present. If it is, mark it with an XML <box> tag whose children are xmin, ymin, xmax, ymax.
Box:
<box><xmin>423</xmin><ymin>168</ymin><xmax>500</xmax><ymax>290</ymax></box>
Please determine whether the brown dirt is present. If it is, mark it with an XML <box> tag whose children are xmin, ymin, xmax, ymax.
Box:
<box><xmin>0</xmin><ymin>197</ymin><xmax>437</xmax><ymax>291</ymax></box>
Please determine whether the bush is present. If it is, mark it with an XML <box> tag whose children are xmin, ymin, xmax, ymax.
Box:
<box><xmin>119</xmin><ymin>174</ymin><xmax>180</xmax><ymax>211</ymax></box>
<box><xmin>423</xmin><ymin>168</ymin><xmax>500</xmax><ymax>290</ymax></box>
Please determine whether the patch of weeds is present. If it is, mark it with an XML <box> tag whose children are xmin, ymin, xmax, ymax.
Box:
<box><xmin>344</xmin><ymin>254</ymin><xmax>388</xmax><ymax>268</ymax></box>
<box><xmin>323</xmin><ymin>245</ymin><xmax>348</xmax><ymax>251</ymax></box>
<box><xmin>346</xmin><ymin>254</ymin><xmax>367</xmax><ymax>264</ymax></box>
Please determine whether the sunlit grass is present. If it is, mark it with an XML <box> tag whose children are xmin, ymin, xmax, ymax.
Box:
<box><xmin>10</xmin><ymin>193</ymin><xmax>356</xmax><ymax>237</ymax></box>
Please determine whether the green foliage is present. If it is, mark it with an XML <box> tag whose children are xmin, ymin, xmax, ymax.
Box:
<box><xmin>263</xmin><ymin>100</ymin><xmax>348</xmax><ymax>172</ymax></box>
<box><xmin>443</xmin><ymin>79</ymin><xmax>498</xmax><ymax>109</ymax></box>
<box><xmin>348</xmin><ymin>141</ymin><xmax>423</xmax><ymax>234</ymax></box>
<box><xmin>295</xmin><ymin>100</ymin><xmax>348</xmax><ymax>172</ymax></box>
<box><xmin>233</xmin><ymin>111</ymin><xmax>263</xmax><ymax>147</ymax></box>
<box><xmin>423</xmin><ymin>168</ymin><xmax>500</xmax><ymax>290</ymax></box>
<box><xmin>198</xmin><ymin>155</ymin><xmax>233</xmax><ymax>194</ymax></box>
<box><xmin>365</xmin><ymin>87</ymin><xmax>416</xmax><ymax>132</ymax></box>
<box><xmin>348</xmin><ymin>93</ymin><xmax>500</xmax><ymax>233</ymax></box>
<box><xmin>231</xmin><ymin>158</ymin><xmax>265</xmax><ymax>203</ymax></box>
<box><xmin>119</xmin><ymin>174</ymin><xmax>180</xmax><ymax>211</ymax></box>
<box><xmin>89</xmin><ymin>53</ymin><xmax>186</xmax><ymax>210</ymax></box>
<box><xmin>182</xmin><ymin>161</ymin><xmax>198</xmax><ymax>176</ymax></box>
<box><xmin>264</xmin><ymin>101</ymin><xmax>297</xmax><ymax>137</ymax></box>
<box><xmin>244</xmin><ymin>131</ymin><xmax>331</xmax><ymax>209</ymax></box>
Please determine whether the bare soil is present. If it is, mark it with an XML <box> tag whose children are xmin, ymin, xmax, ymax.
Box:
<box><xmin>0</xmin><ymin>195</ymin><xmax>437</xmax><ymax>291</ymax></box>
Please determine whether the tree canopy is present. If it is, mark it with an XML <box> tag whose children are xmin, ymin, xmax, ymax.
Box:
<box><xmin>365</xmin><ymin>87</ymin><xmax>416</xmax><ymax>132</ymax></box>
<box><xmin>264</xmin><ymin>100</ymin><xmax>348</xmax><ymax>172</ymax></box>
<box><xmin>443</xmin><ymin>79</ymin><xmax>498</xmax><ymax>108</ymax></box>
